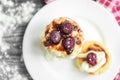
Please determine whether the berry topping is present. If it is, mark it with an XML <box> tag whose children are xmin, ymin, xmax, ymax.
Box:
<box><xmin>50</xmin><ymin>30</ymin><xmax>61</xmax><ymax>44</ymax></box>
<box><xmin>87</xmin><ymin>52</ymin><xmax>97</xmax><ymax>66</ymax></box>
<box><xmin>74</xmin><ymin>37</ymin><xmax>81</xmax><ymax>44</ymax></box>
<box><xmin>60</xmin><ymin>21</ymin><xmax>73</xmax><ymax>34</ymax></box>
<box><xmin>62</xmin><ymin>37</ymin><xmax>75</xmax><ymax>54</ymax></box>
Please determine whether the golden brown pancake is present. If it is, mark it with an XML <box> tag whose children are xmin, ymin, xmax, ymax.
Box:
<box><xmin>76</xmin><ymin>41</ymin><xmax>111</xmax><ymax>75</ymax></box>
<box><xmin>42</xmin><ymin>17</ymin><xmax>84</xmax><ymax>58</ymax></box>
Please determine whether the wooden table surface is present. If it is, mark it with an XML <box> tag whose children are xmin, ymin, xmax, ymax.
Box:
<box><xmin>0</xmin><ymin>0</ymin><xmax>45</xmax><ymax>80</ymax></box>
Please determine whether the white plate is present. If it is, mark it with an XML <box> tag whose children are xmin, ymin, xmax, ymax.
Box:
<box><xmin>23</xmin><ymin>0</ymin><xmax>120</xmax><ymax>80</ymax></box>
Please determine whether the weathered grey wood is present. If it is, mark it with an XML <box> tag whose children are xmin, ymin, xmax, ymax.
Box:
<box><xmin>0</xmin><ymin>0</ymin><xmax>45</xmax><ymax>80</ymax></box>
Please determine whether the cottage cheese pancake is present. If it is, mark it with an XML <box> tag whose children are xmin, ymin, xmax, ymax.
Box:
<box><xmin>76</xmin><ymin>41</ymin><xmax>111</xmax><ymax>75</ymax></box>
<box><xmin>42</xmin><ymin>17</ymin><xmax>84</xmax><ymax>59</ymax></box>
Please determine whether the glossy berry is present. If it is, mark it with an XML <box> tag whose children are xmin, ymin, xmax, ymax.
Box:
<box><xmin>50</xmin><ymin>30</ymin><xmax>61</xmax><ymax>44</ymax></box>
<box><xmin>62</xmin><ymin>37</ymin><xmax>75</xmax><ymax>54</ymax></box>
<box><xmin>60</xmin><ymin>21</ymin><xmax>73</xmax><ymax>34</ymax></box>
<box><xmin>87</xmin><ymin>52</ymin><xmax>97</xmax><ymax>66</ymax></box>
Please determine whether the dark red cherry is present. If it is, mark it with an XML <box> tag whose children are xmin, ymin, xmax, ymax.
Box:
<box><xmin>49</xmin><ymin>30</ymin><xmax>61</xmax><ymax>44</ymax></box>
<box><xmin>87</xmin><ymin>52</ymin><xmax>97</xmax><ymax>66</ymax></box>
<box><xmin>60</xmin><ymin>21</ymin><xmax>73</xmax><ymax>34</ymax></box>
<box><xmin>62</xmin><ymin>37</ymin><xmax>75</xmax><ymax>54</ymax></box>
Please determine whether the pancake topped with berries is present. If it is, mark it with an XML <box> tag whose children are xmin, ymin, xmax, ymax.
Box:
<box><xmin>43</xmin><ymin>17</ymin><xmax>84</xmax><ymax>58</ymax></box>
<box><xmin>76</xmin><ymin>41</ymin><xmax>111</xmax><ymax>75</ymax></box>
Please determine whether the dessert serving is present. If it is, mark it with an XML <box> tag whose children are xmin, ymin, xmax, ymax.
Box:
<box><xmin>42</xmin><ymin>17</ymin><xmax>84</xmax><ymax>58</ymax></box>
<box><xmin>75</xmin><ymin>41</ymin><xmax>111</xmax><ymax>75</ymax></box>
<box><xmin>41</xmin><ymin>17</ymin><xmax>111</xmax><ymax>75</ymax></box>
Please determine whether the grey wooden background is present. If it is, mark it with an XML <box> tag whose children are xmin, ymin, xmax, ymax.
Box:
<box><xmin>0</xmin><ymin>0</ymin><xmax>45</xmax><ymax>80</ymax></box>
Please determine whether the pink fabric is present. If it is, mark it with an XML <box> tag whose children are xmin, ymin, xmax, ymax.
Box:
<box><xmin>114</xmin><ymin>70</ymin><xmax>120</xmax><ymax>80</ymax></box>
<box><xmin>97</xmin><ymin>0</ymin><xmax>120</xmax><ymax>26</ymax></box>
<box><xmin>44</xmin><ymin>0</ymin><xmax>120</xmax><ymax>79</ymax></box>
<box><xmin>44</xmin><ymin>0</ymin><xmax>55</xmax><ymax>4</ymax></box>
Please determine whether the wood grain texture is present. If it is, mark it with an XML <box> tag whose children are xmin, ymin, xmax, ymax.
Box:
<box><xmin>0</xmin><ymin>0</ymin><xmax>45</xmax><ymax>80</ymax></box>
